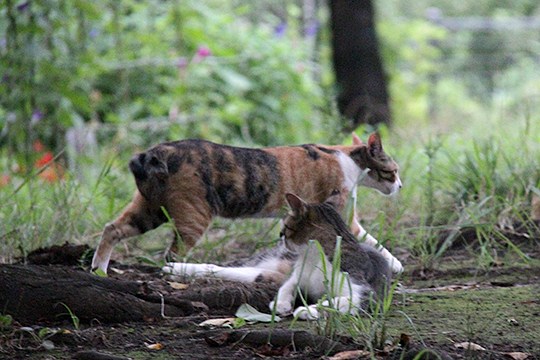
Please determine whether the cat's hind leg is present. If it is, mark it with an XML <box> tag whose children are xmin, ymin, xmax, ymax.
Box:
<box><xmin>92</xmin><ymin>192</ymin><xmax>164</xmax><ymax>274</ymax></box>
<box><xmin>293</xmin><ymin>289</ymin><xmax>367</xmax><ymax>321</ymax></box>
<box><xmin>293</xmin><ymin>304</ymin><xmax>320</xmax><ymax>320</ymax></box>
<box><xmin>165</xmin><ymin>201</ymin><xmax>213</xmax><ymax>256</ymax></box>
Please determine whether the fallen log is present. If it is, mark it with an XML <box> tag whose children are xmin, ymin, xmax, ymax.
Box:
<box><xmin>0</xmin><ymin>264</ymin><xmax>194</xmax><ymax>324</ymax></box>
<box><xmin>0</xmin><ymin>263</ymin><xmax>279</xmax><ymax>325</ymax></box>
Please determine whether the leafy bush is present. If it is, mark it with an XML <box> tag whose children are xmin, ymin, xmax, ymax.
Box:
<box><xmin>0</xmin><ymin>0</ymin><xmax>332</xmax><ymax>169</ymax></box>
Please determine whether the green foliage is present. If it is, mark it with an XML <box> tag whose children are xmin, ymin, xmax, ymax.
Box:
<box><xmin>378</xmin><ymin>19</ymin><xmax>446</xmax><ymax>124</ymax></box>
<box><xmin>0</xmin><ymin>0</ymin><xmax>332</xmax><ymax>166</ymax></box>
<box><xmin>0</xmin><ymin>313</ymin><xmax>13</xmax><ymax>329</ymax></box>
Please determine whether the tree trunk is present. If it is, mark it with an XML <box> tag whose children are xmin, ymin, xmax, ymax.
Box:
<box><xmin>330</xmin><ymin>0</ymin><xmax>391</xmax><ymax>128</ymax></box>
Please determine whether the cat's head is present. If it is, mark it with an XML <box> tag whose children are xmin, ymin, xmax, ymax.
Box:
<box><xmin>351</xmin><ymin>133</ymin><xmax>402</xmax><ymax>195</ymax></box>
<box><xmin>280</xmin><ymin>192</ymin><xmax>352</xmax><ymax>251</ymax></box>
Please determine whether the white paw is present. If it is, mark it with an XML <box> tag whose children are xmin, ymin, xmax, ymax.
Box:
<box><xmin>322</xmin><ymin>296</ymin><xmax>356</xmax><ymax>314</ymax></box>
<box><xmin>389</xmin><ymin>258</ymin><xmax>404</xmax><ymax>274</ymax></box>
<box><xmin>269</xmin><ymin>300</ymin><xmax>292</xmax><ymax>315</ymax></box>
<box><xmin>293</xmin><ymin>305</ymin><xmax>320</xmax><ymax>320</ymax></box>
<box><xmin>162</xmin><ymin>262</ymin><xmax>186</xmax><ymax>276</ymax></box>
<box><xmin>162</xmin><ymin>263</ymin><xmax>175</xmax><ymax>274</ymax></box>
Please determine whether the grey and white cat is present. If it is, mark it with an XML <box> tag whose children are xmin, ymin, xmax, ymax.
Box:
<box><xmin>163</xmin><ymin>193</ymin><xmax>391</xmax><ymax>319</ymax></box>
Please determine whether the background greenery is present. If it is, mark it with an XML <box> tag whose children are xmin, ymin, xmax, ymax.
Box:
<box><xmin>0</xmin><ymin>0</ymin><xmax>539</xmax><ymax>270</ymax></box>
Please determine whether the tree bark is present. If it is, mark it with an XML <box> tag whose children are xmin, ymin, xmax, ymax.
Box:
<box><xmin>330</xmin><ymin>0</ymin><xmax>391</xmax><ymax>128</ymax></box>
<box><xmin>0</xmin><ymin>264</ymin><xmax>278</xmax><ymax>325</ymax></box>
<box><xmin>0</xmin><ymin>264</ymin><xmax>193</xmax><ymax>324</ymax></box>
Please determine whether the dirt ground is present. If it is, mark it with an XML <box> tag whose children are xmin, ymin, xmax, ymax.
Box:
<box><xmin>1</xmin><ymin>241</ymin><xmax>539</xmax><ymax>360</ymax></box>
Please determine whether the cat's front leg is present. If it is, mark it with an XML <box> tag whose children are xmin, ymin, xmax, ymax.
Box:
<box><xmin>269</xmin><ymin>274</ymin><xmax>297</xmax><ymax>315</ymax></box>
<box><xmin>354</xmin><ymin>221</ymin><xmax>404</xmax><ymax>274</ymax></box>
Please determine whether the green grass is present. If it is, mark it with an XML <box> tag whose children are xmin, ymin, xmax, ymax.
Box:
<box><xmin>1</xmin><ymin>108</ymin><xmax>538</xmax><ymax>268</ymax></box>
<box><xmin>391</xmin><ymin>285</ymin><xmax>540</xmax><ymax>355</ymax></box>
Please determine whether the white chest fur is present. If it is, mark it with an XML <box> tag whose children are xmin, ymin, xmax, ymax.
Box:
<box><xmin>293</xmin><ymin>242</ymin><xmax>355</xmax><ymax>301</ymax></box>
<box><xmin>336</xmin><ymin>151</ymin><xmax>364</xmax><ymax>191</ymax></box>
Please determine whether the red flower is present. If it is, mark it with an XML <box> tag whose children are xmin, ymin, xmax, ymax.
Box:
<box><xmin>35</xmin><ymin>152</ymin><xmax>54</xmax><ymax>168</ymax></box>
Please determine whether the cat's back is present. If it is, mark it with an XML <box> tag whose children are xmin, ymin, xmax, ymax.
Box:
<box><xmin>264</xmin><ymin>144</ymin><xmax>349</xmax><ymax>206</ymax></box>
<box><xmin>130</xmin><ymin>139</ymin><xmax>357</xmax><ymax>218</ymax></box>
<box><xmin>340</xmin><ymin>240</ymin><xmax>391</xmax><ymax>295</ymax></box>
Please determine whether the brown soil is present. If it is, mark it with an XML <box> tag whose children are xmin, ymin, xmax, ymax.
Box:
<box><xmin>0</xmin><ymin>242</ymin><xmax>538</xmax><ymax>360</ymax></box>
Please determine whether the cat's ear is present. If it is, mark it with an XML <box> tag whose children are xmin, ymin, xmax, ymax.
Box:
<box><xmin>352</xmin><ymin>133</ymin><xmax>363</xmax><ymax>146</ymax></box>
<box><xmin>368</xmin><ymin>132</ymin><xmax>383</xmax><ymax>157</ymax></box>
<box><xmin>285</xmin><ymin>193</ymin><xmax>307</xmax><ymax>216</ymax></box>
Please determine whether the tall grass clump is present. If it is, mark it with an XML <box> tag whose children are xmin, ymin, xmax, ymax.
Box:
<box><xmin>353</xmin><ymin>109</ymin><xmax>539</xmax><ymax>270</ymax></box>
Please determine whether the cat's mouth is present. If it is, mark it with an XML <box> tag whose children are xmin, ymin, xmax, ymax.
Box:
<box><xmin>361</xmin><ymin>171</ymin><xmax>403</xmax><ymax>195</ymax></box>
<box><xmin>387</xmin><ymin>176</ymin><xmax>403</xmax><ymax>195</ymax></box>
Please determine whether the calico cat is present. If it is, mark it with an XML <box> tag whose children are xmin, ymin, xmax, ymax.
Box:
<box><xmin>162</xmin><ymin>192</ymin><xmax>391</xmax><ymax>320</ymax></box>
<box><xmin>91</xmin><ymin>133</ymin><xmax>402</xmax><ymax>274</ymax></box>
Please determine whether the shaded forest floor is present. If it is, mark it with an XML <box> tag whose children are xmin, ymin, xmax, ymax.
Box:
<box><xmin>1</xmin><ymin>241</ymin><xmax>539</xmax><ymax>360</ymax></box>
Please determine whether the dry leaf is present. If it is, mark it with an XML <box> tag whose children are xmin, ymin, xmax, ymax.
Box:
<box><xmin>329</xmin><ymin>350</ymin><xmax>371</xmax><ymax>359</ymax></box>
<box><xmin>109</xmin><ymin>267</ymin><xmax>125</xmax><ymax>275</ymax></box>
<box><xmin>146</xmin><ymin>343</ymin><xmax>164</xmax><ymax>350</ymax></box>
<box><xmin>454</xmin><ymin>342</ymin><xmax>486</xmax><ymax>351</ymax></box>
<box><xmin>507</xmin><ymin>318</ymin><xmax>519</xmax><ymax>326</ymax></box>
<box><xmin>505</xmin><ymin>352</ymin><xmax>530</xmax><ymax>360</ymax></box>
<box><xmin>168</xmin><ymin>281</ymin><xmax>189</xmax><ymax>290</ymax></box>
<box><xmin>198</xmin><ymin>318</ymin><xmax>236</xmax><ymax>328</ymax></box>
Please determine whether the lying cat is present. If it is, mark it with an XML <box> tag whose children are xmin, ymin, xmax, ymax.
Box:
<box><xmin>162</xmin><ymin>192</ymin><xmax>391</xmax><ymax>320</ymax></box>
<box><xmin>92</xmin><ymin>133</ymin><xmax>402</xmax><ymax>274</ymax></box>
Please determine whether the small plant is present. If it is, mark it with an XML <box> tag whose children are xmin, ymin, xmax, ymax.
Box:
<box><xmin>58</xmin><ymin>303</ymin><xmax>80</xmax><ymax>330</ymax></box>
<box><xmin>0</xmin><ymin>313</ymin><xmax>13</xmax><ymax>329</ymax></box>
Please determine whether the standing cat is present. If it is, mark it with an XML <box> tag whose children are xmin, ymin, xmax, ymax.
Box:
<box><xmin>162</xmin><ymin>192</ymin><xmax>391</xmax><ymax>320</ymax></box>
<box><xmin>92</xmin><ymin>133</ymin><xmax>402</xmax><ymax>274</ymax></box>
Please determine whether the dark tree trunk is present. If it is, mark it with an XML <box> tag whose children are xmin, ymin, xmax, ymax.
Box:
<box><xmin>330</xmin><ymin>0</ymin><xmax>391</xmax><ymax>128</ymax></box>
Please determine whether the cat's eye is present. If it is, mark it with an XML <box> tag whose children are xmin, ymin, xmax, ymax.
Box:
<box><xmin>377</xmin><ymin>169</ymin><xmax>396</xmax><ymax>182</ymax></box>
<box><xmin>280</xmin><ymin>223</ymin><xmax>297</xmax><ymax>239</ymax></box>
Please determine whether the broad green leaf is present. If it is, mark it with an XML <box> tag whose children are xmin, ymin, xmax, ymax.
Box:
<box><xmin>235</xmin><ymin>303</ymin><xmax>280</xmax><ymax>323</ymax></box>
